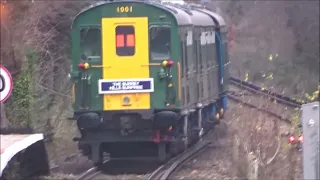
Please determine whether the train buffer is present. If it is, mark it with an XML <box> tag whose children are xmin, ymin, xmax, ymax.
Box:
<box><xmin>0</xmin><ymin>133</ymin><xmax>50</xmax><ymax>178</ymax></box>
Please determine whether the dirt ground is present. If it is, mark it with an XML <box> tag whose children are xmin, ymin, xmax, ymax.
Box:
<box><xmin>40</xmin><ymin>99</ymin><xmax>302</xmax><ymax>180</ymax></box>
<box><xmin>39</xmin><ymin>113</ymin><xmax>94</xmax><ymax>179</ymax></box>
<box><xmin>173</xmin><ymin>124</ymin><xmax>236</xmax><ymax>180</ymax></box>
<box><xmin>173</xmin><ymin>100</ymin><xmax>302</xmax><ymax>180</ymax></box>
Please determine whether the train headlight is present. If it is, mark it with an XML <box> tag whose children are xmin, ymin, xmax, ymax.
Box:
<box><xmin>162</xmin><ymin>60</ymin><xmax>168</xmax><ymax>67</ymax></box>
<box><xmin>220</xmin><ymin>108</ymin><xmax>224</xmax><ymax>115</ymax></box>
<box><xmin>123</xmin><ymin>96</ymin><xmax>131</xmax><ymax>105</ymax></box>
<box><xmin>215</xmin><ymin>113</ymin><xmax>220</xmax><ymax>120</ymax></box>
<box><xmin>78</xmin><ymin>62</ymin><xmax>89</xmax><ymax>70</ymax></box>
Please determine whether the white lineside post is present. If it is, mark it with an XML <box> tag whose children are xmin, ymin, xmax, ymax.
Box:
<box><xmin>0</xmin><ymin>103</ymin><xmax>9</xmax><ymax>128</ymax></box>
<box><xmin>301</xmin><ymin>101</ymin><xmax>319</xmax><ymax>180</ymax></box>
<box><xmin>0</xmin><ymin>134</ymin><xmax>50</xmax><ymax>178</ymax></box>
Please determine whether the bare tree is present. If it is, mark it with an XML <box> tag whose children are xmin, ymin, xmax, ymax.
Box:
<box><xmin>1</xmin><ymin>0</ymin><xmax>90</xmax><ymax>134</ymax></box>
<box><xmin>205</xmin><ymin>0</ymin><xmax>319</xmax><ymax>96</ymax></box>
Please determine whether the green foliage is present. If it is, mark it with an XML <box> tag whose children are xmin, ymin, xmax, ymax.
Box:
<box><xmin>6</xmin><ymin>48</ymin><xmax>36</xmax><ymax>128</ymax></box>
<box><xmin>291</xmin><ymin>108</ymin><xmax>302</xmax><ymax>135</ymax></box>
<box><xmin>10</xmin><ymin>71</ymin><xmax>33</xmax><ymax>126</ymax></box>
<box><xmin>246</xmin><ymin>53</ymin><xmax>317</xmax><ymax>139</ymax></box>
<box><xmin>24</xmin><ymin>46</ymin><xmax>37</xmax><ymax>70</ymax></box>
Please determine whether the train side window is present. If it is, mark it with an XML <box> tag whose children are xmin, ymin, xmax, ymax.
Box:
<box><xmin>209</xmin><ymin>31</ymin><xmax>214</xmax><ymax>66</ymax></box>
<box><xmin>193</xmin><ymin>34</ymin><xmax>198</xmax><ymax>72</ymax></box>
<box><xmin>212</xmin><ymin>31</ymin><xmax>218</xmax><ymax>66</ymax></box>
<box><xmin>204</xmin><ymin>32</ymin><xmax>209</xmax><ymax>68</ymax></box>
<box><xmin>181</xmin><ymin>41</ymin><xmax>185</xmax><ymax>77</ymax></box>
<box><xmin>222</xmin><ymin>31</ymin><xmax>230</xmax><ymax>63</ymax></box>
<box><xmin>150</xmin><ymin>26</ymin><xmax>171</xmax><ymax>60</ymax></box>
<box><xmin>202</xmin><ymin>32</ymin><xmax>206</xmax><ymax>69</ymax></box>
<box><xmin>186</xmin><ymin>31</ymin><xmax>192</xmax><ymax>77</ymax></box>
<box><xmin>199</xmin><ymin>34</ymin><xmax>203</xmax><ymax>72</ymax></box>
<box><xmin>80</xmin><ymin>27</ymin><xmax>101</xmax><ymax>61</ymax></box>
<box><xmin>115</xmin><ymin>25</ymin><xmax>135</xmax><ymax>56</ymax></box>
<box><xmin>198</xmin><ymin>38</ymin><xmax>202</xmax><ymax>72</ymax></box>
<box><xmin>185</xmin><ymin>42</ymin><xmax>189</xmax><ymax>77</ymax></box>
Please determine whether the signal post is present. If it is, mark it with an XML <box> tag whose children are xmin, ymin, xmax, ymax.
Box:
<box><xmin>301</xmin><ymin>101</ymin><xmax>319</xmax><ymax>180</ymax></box>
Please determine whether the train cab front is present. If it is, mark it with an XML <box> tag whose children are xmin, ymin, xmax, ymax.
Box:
<box><xmin>73</xmin><ymin>16</ymin><xmax>155</xmax><ymax>133</ymax></box>
<box><xmin>70</xmin><ymin>1</ymin><xmax>182</xmax><ymax>163</ymax></box>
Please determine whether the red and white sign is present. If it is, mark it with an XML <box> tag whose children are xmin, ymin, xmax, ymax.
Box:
<box><xmin>0</xmin><ymin>66</ymin><xmax>13</xmax><ymax>103</ymax></box>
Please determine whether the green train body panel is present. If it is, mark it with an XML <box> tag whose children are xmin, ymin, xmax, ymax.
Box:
<box><xmin>70</xmin><ymin>0</ymin><xmax>230</xmax><ymax>165</ymax></box>
<box><xmin>71</xmin><ymin>2</ymin><xmax>181</xmax><ymax>112</ymax></box>
<box><xmin>71</xmin><ymin>1</ymin><xmax>230</xmax><ymax>114</ymax></box>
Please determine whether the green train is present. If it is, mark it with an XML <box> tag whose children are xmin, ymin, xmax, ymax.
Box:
<box><xmin>70</xmin><ymin>0</ymin><xmax>229</xmax><ymax>165</ymax></box>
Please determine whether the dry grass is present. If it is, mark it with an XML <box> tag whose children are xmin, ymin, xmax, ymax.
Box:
<box><xmin>204</xmin><ymin>1</ymin><xmax>319</xmax><ymax>96</ymax></box>
<box><xmin>38</xmin><ymin>173</ymin><xmax>76</xmax><ymax>180</ymax></box>
<box><xmin>228</xmin><ymin>100</ymin><xmax>302</xmax><ymax>180</ymax></box>
<box><xmin>173</xmin><ymin>99</ymin><xmax>301</xmax><ymax>180</ymax></box>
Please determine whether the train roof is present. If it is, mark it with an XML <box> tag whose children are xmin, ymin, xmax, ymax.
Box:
<box><xmin>192</xmin><ymin>8</ymin><xmax>226</xmax><ymax>26</ymax></box>
<box><xmin>72</xmin><ymin>0</ymin><xmax>226</xmax><ymax>27</ymax></box>
<box><xmin>162</xmin><ymin>3</ymin><xmax>214</xmax><ymax>26</ymax></box>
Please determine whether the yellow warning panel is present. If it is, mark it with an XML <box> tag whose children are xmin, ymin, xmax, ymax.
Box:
<box><xmin>101</xmin><ymin>17</ymin><xmax>150</xmax><ymax>110</ymax></box>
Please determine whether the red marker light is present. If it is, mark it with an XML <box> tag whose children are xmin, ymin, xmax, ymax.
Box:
<box><xmin>167</xmin><ymin>60</ymin><xmax>174</xmax><ymax>67</ymax></box>
<box><xmin>289</xmin><ymin>135</ymin><xmax>295</xmax><ymax>144</ymax></box>
<box><xmin>126</xmin><ymin>34</ymin><xmax>135</xmax><ymax>47</ymax></box>
<box><xmin>116</xmin><ymin>34</ymin><xmax>125</xmax><ymax>47</ymax></box>
<box><xmin>78</xmin><ymin>63</ymin><xmax>85</xmax><ymax>69</ymax></box>
<box><xmin>78</xmin><ymin>62</ymin><xmax>89</xmax><ymax>70</ymax></box>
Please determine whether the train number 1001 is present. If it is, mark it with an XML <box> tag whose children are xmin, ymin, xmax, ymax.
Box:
<box><xmin>116</xmin><ymin>6</ymin><xmax>133</xmax><ymax>13</ymax></box>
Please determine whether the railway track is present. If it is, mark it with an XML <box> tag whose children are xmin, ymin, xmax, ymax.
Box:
<box><xmin>75</xmin><ymin>141</ymin><xmax>214</xmax><ymax>180</ymax></box>
<box><xmin>229</xmin><ymin>77</ymin><xmax>303</xmax><ymax>108</ymax></box>
<box><xmin>228</xmin><ymin>77</ymin><xmax>305</xmax><ymax>123</ymax></box>
<box><xmin>75</xmin><ymin>144</ymin><xmax>211</xmax><ymax>180</ymax></box>
<box><xmin>75</xmin><ymin>128</ymin><xmax>217</xmax><ymax>180</ymax></box>
<box><xmin>72</xmin><ymin>77</ymin><xmax>310</xmax><ymax>180</ymax></box>
<box><xmin>76</xmin><ymin>166</ymin><xmax>101</xmax><ymax>180</ymax></box>
<box><xmin>147</xmin><ymin>141</ymin><xmax>212</xmax><ymax>180</ymax></box>
<box><xmin>75</xmin><ymin>142</ymin><xmax>215</xmax><ymax>180</ymax></box>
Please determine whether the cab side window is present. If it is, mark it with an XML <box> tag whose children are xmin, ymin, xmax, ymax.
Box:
<box><xmin>149</xmin><ymin>27</ymin><xmax>171</xmax><ymax>60</ymax></box>
<box><xmin>80</xmin><ymin>27</ymin><xmax>101</xmax><ymax>61</ymax></box>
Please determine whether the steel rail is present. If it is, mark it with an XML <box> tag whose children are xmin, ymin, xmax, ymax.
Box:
<box><xmin>147</xmin><ymin>142</ymin><xmax>211</xmax><ymax>180</ymax></box>
<box><xmin>227</xmin><ymin>93</ymin><xmax>292</xmax><ymax>124</ymax></box>
<box><xmin>147</xmin><ymin>122</ymin><xmax>215</xmax><ymax>180</ymax></box>
<box><xmin>75</xmin><ymin>160</ymin><xmax>109</xmax><ymax>180</ymax></box>
<box><xmin>161</xmin><ymin>142</ymin><xmax>211</xmax><ymax>180</ymax></box>
<box><xmin>75</xmin><ymin>167</ymin><xmax>99</xmax><ymax>180</ymax></box>
<box><xmin>229</xmin><ymin>77</ymin><xmax>304</xmax><ymax>108</ymax></box>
